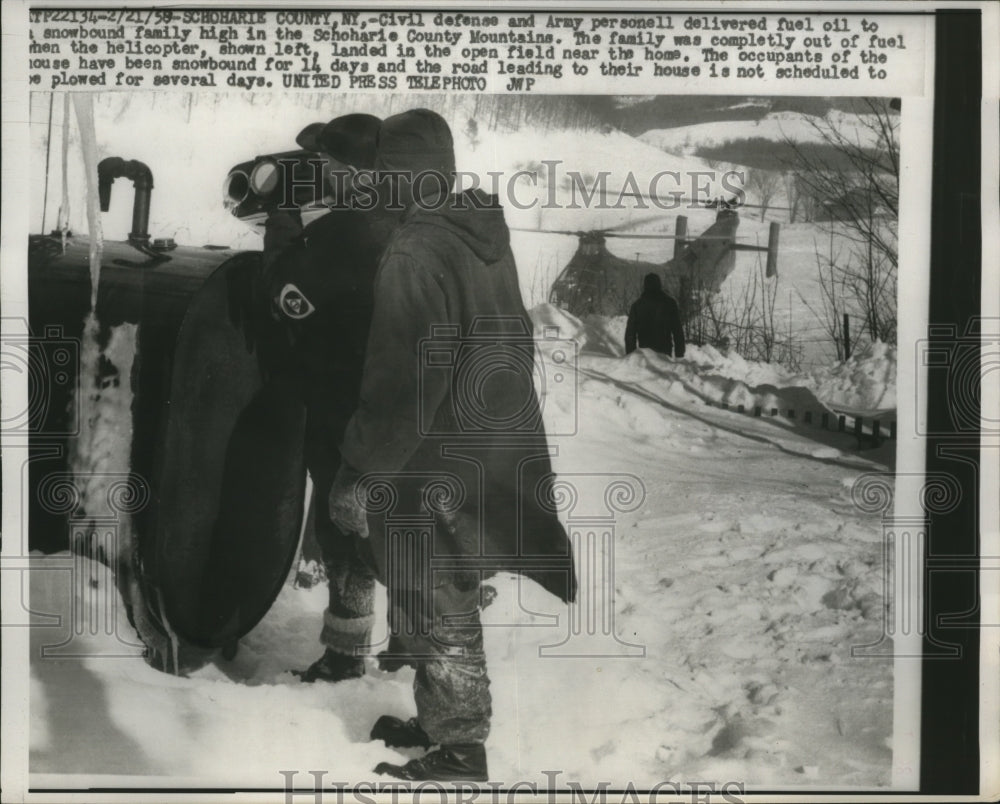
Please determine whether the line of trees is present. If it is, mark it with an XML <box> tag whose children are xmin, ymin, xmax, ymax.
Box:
<box><xmin>783</xmin><ymin>98</ymin><xmax>899</xmax><ymax>349</ymax></box>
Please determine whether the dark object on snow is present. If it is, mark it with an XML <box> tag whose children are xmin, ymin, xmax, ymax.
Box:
<box><xmin>625</xmin><ymin>273</ymin><xmax>686</xmax><ymax>357</ymax></box>
<box><xmin>292</xmin><ymin>647</ymin><xmax>365</xmax><ymax>683</ymax></box>
<box><xmin>374</xmin><ymin>744</ymin><xmax>488</xmax><ymax>782</ymax></box>
<box><xmin>371</xmin><ymin>715</ymin><xmax>433</xmax><ymax>749</ymax></box>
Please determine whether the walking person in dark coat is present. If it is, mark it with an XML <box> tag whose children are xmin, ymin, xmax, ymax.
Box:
<box><xmin>625</xmin><ymin>272</ymin><xmax>686</xmax><ymax>357</ymax></box>
<box><xmin>327</xmin><ymin>108</ymin><xmax>577</xmax><ymax>782</ymax></box>
<box><xmin>259</xmin><ymin>113</ymin><xmax>400</xmax><ymax>683</ymax></box>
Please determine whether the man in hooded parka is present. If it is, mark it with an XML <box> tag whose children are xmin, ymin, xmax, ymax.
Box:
<box><xmin>624</xmin><ymin>272</ymin><xmax>686</xmax><ymax>357</ymax></box>
<box><xmin>328</xmin><ymin>109</ymin><xmax>577</xmax><ymax>781</ymax></box>
<box><xmin>259</xmin><ymin>114</ymin><xmax>400</xmax><ymax>683</ymax></box>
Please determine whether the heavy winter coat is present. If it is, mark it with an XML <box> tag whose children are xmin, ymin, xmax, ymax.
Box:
<box><xmin>263</xmin><ymin>207</ymin><xmax>397</xmax><ymax>483</ymax></box>
<box><xmin>338</xmin><ymin>191</ymin><xmax>577</xmax><ymax>604</ymax></box>
<box><xmin>625</xmin><ymin>287</ymin><xmax>686</xmax><ymax>357</ymax></box>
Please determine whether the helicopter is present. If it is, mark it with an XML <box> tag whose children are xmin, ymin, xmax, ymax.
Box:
<box><xmin>513</xmin><ymin>193</ymin><xmax>782</xmax><ymax>321</ymax></box>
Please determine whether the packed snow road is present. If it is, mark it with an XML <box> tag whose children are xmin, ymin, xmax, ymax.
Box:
<box><xmin>29</xmin><ymin>315</ymin><xmax>894</xmax><ymax>789</ymax></box>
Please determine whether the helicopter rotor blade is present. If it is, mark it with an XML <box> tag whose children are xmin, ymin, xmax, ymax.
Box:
<box><xmin>612</xmin><ymin>189</ymin><xmax>791</xmax><ymax>212</ymax></box>
<box><xmin>600</xmin><ymin>232</ymin><xmax>736</xmax><ymax>241</ymax></box>
<box><xmin>600</xmin><ymin>213</ymin><xmax>671</xmax><ymax>234</ymax></box>
<box><xmin>509</xmin><ymin>226</ymin><xmax>750</xmax><ymax>243</ymax></box>
<box><xmin>508</xmin><ymin>226</ymin><xmax>582</xmax><ymax>236</ymax></box>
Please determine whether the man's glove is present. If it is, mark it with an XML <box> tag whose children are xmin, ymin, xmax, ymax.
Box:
<box><xmin>329</xmin><ymin>465</ymin><xmax>368</xmax><ymax>539</ymax></box>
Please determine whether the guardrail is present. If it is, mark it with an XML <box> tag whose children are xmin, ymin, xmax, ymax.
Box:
<box><xmin>701</xmin><ymin>399</ymin><xmax>897</xmax><ymax>444</ymax></box>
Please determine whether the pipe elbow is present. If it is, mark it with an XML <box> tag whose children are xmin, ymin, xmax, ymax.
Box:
<box><xmin>96</xmin><ymin>156</ymin><xmax>155</xmax><ymax>243</ymax></box>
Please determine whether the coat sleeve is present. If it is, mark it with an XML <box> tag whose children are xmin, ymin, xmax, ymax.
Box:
<box><xmin>668</xmin><ymin>296</ymin><xmax>686</xmax><ymax>358</ymax></box>
<box><xmin>624</xmin><ymin>303</ymin><xmax>638</xmax><ymax>354</ymax></box>
<box><xmin>338</xmin><ymin>251</ymin><xmax>451</xmax><ymax>476</ymax></box>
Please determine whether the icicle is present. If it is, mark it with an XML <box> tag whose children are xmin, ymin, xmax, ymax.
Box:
<box><xmin>72</xmin><ymin>93</ymin><xmax>104</xmax><ymax>310</ymax></box>
<box><xmin>41</xmin><ymin>93</ymin><xmax>55</xmax><ymax>234</ymax></box>
<box><xmin>56</xmin><ymin>93</ymin><xmax>71</xmax><ymax>252</ymax></box>
<box><xmin>65</xmin><ymin>94</ymin><xmax>144</xmax><ymax>659</ymax></box>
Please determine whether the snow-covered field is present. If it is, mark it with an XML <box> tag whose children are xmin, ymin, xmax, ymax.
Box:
<box><xmin>27</xmin><ymin>93</ymin><xmax>896</xmax><ymax>790</ymax></box>
<box><xmin>30</xmin><ymin>309</ymin><xmax>895</xmax><ymax>789</ymax></box>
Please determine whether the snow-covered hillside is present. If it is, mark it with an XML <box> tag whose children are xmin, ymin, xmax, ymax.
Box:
<box><xmin>30</xmin><ymin>313</ymin><xmax>895</xmax><ymax>788</ymax></box>
<box><xmin>639</xmin><ymin>110</ymin><xmax>886</xmax><ymax>158</ymax></box>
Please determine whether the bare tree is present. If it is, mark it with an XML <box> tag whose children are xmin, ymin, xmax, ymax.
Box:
<box><xmin>747</xmin><ymin>169</ymin><xmax>782</xmax><ymax>220</ymax></box>
<box><xmin>464</xmin><ymin>118</ymin><xmax>481</xmax><ymax>151</ymax></box>
<box><xmin>782</xmin><ymin>98</ymin><xmax>899</xmax><ymax>345</ymax></box>
<box><xmin>782</xmin><ymin>170</ymin><xmax>814</xmax><ymax>223</ymax></box>
<box><xmin>683</xmin><ymin>255</ymin><xmax>802</xmax><ymax>370</ymax></box>
<box><xmin>796</xmin><ymin>232</ymin><xmax>862</xmax><ymax>362</ymax></box>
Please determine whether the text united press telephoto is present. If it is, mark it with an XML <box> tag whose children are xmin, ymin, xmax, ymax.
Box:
<box><xmin>7</xmin><ymin>2</ymin><xmax>988</xmax><ymax>801</ymax></box>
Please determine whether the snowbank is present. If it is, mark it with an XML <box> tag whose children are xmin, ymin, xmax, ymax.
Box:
<box><xmin>529</xmin><ymin>304</ymin><xmax>897</xmax><ymax>418</ymax></box>
<box><xmin>530</xmin><ymin>302</ymin><xmax>627</xmax><ymax>358</ymax></box>
<box><xmin>803</xmin><ymin>340</ymin><xmax>897</xmax><ymax>412</ymax></box>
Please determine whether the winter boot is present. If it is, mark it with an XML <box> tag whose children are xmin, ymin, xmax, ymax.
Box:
<box><xmin>370</xmin><ymin>715</ymin><xmax>433</xmax><ymax>749</ymax></box>
<box><xmin>292</xmin><ymin>648</ymin><xmax>364</xmax><ymax>683</ymax></box>
<box><xmin>374</xmin><ymin>744</ymin><xmax>488</xmax><ymax>782</ymax></box>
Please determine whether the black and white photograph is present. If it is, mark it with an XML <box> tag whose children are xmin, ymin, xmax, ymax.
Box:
<box><xmin>1</xmin><ymin>2</ymin><xmax>996</xmax><ymax>801</ymax></box>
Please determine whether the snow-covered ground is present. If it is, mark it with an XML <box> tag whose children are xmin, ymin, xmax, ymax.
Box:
<box><xmin>30</xmin><ymin>311</ymin><xmax>895</xmax><ymax>789</ymax></box>
<box><xmin>27</xmin><ymin>92</ymin><xmax>896</xmax><ymax>790</ymax></box>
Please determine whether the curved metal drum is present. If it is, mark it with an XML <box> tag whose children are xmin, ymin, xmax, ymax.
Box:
<box><xmin>154</xmin><ymin>256</ymin><xmax>306</xmax><ymax>648</ymax></box>
<box><xmin>28</xmin><ymin>235</ymin><xmax>305</xmax><ymax>665</ymax></box>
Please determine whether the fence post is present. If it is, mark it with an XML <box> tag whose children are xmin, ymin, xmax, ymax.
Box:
<box><xmin>673</xmin><ymin>215</ymin><xmax>688</xmax><ymax>261</ymax></box>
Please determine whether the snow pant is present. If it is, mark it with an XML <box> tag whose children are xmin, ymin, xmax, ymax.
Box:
<box><xmin>390</xmin><ymin>579</ymin><xmax>492</xmax><ymax>746</ymax></box>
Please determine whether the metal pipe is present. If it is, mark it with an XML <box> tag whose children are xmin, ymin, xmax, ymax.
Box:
<box><xmin>98</xmin><ymin>157</ymin><xmax>154</xmax><ymax>246</ymax></box>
